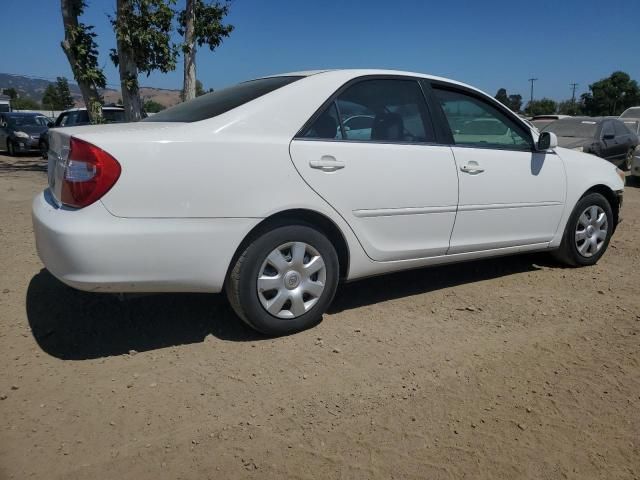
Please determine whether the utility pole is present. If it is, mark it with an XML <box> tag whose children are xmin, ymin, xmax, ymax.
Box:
<box><xmin>570</xmin><ymin>82</ymin><xmax>579</xmax><ymax>103</ymax></box>
<box><xmin>528</xmin><ymin>77</ymin><xmax>538</xmax><ymax>103</ymax></box>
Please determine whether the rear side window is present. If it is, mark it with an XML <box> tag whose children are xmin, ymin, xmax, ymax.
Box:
<box><xmin>434</xmin><ymin>87</ymin><xmax>533</xmax><ymax>150</ymax></box>
<box><xmin>103</xmin><ymin>110</ymin><xmax>125</xmax><ymax>123</ymax></box>
<box><xmin>301</xmin><ymin>79</ymin><xmax>435</xmax><ymax>143</ymax></box>
<box><xmin>144</xmin><ymin>76</ymin><xmax>302</xmax><ymax>123</ymax></box>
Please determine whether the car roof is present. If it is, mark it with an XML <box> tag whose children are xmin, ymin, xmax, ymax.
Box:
<box><xmin>60</xmin><ymin>106</ymin><xmax>124</xmax><ymax>113</ymax></box>
<box><xmin>261</xmin><ymin>68</ymin><xmax>484</xmax><ymax>94</ymax></box>
<box><xmin>2</xmin><ymin>112</ymin><xmax>41</xmax><ymax>117</ymax></box>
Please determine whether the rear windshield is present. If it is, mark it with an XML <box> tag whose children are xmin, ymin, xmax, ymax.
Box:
<box><xmin>542</xmin><ymin>119</ymin><xmax>598</xmax><ymax>138</ymax></box>
<box><xmin>144</xmin><ymin>76</ymin><xmax>302</xmax><ymax>123</ymax></box>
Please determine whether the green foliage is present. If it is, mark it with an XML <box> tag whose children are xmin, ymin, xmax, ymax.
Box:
<box><xmin>2</xmin><ymin>88</ymin><xmax>18</xmax><ymax>100</ymax></box>
<box><xmin>178</xmin><ymin>0</ymin><xmax>233</xmax><ymax>53</ymax></box>
<box><xmin>12</xmin><ymin>97</ymin><xmax>41</xmax><ymax>110</ymax></box>
<box><xmin>195</xmin><ymin>79</ymin><xmax>205</xmax><ymax>96</ymax></box>
<box><xmin>524</xmin><ymin>98</ymin><xmax>557</xmax><ymax>116</ymax></box>
<box><xmin>41</xmin><ymin>77</ymin><xmax>76</xmax><ymax>110</ymax></box>
<box><xmin>494</xmin><ymin>88</ymin><xmax>522</xmax><ymax>112</ymax></box>
<box><xmin>581</xmin><ymin>71</ymin><xmax>640</xmax><ymax>116</ymax></box>
<box><xmin>62</xmin><ymin>1</ymin><xmax>106</xmax><ymax>89</ymax></box>
<box><xmin>110</xmin><ymin>0</ymin><xmax>179</xmax><ymax>80</ymax></box>
<box><xmin>557</xmin><ymin>100</ymin><xmax>583</xmax><ymax>116</ymax></box>
<box><xmin>143</xmin><ymin>99</ymin><xmax>166</xmax><ymax>112</ymax></box>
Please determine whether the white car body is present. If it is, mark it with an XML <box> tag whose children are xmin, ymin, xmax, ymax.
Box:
<box><xmin>33</xmin><ymin>69</ymin><xmax>624</xmax><ymax>297</ymax></box>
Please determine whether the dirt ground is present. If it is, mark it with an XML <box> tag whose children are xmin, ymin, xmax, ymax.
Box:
<box><xmin>0</xmin><ymin>152</ymin><xmax>639</xmax><ymax>480</ymax></box>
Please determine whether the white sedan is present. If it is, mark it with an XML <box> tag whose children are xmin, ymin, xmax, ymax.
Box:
<box><xmin>33</xmin><ymin>70</ymin><xmax>625</xmax><ymax>335</ymax></box>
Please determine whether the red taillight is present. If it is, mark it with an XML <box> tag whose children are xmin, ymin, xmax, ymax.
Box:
<box><xmin>61</xmin><ymin>137</ymin><xmax>121</xmax><ymax>208</ymax></box>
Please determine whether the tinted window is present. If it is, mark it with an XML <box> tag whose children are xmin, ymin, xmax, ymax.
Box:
<box><xmin>103</xmin><ymin>110</ymin><xmax>125</xmax><ymax>123</ymax></box>
<box><xmin>613</xmin><ymin>120</ymin><xmax>630</xmax><ymax>136</ymax></box>
<box><xmin>543</xmin><ymin>119</ymin><xmax>598</xmax><ymax>138</ymax></box>
<box><xmin>303</xmin><ymin>79</ymin><xmax>434</xmax><ymax>143</ymax></box>
<box><xmin>144</xmin><ymin>76</ymin><xmax>302</xmax><ymax>123</ymax></box>
<box><xmin>602</xmin><ymin>121</ymin><xmax>614</xmax><ymax>137</ymax></box>
<box><xmin>303</xmin><ymin>102</ymin><xmax>343</xmax><ymax>140</ymax></box>
<box><xmin>56</xmin><ymin>113</ymin><xmax>69</xmax><ymax>127</ymax></box>
<box><xmin>434</xmin><ymin>88</ymin><xmax>532</xmax><ymax>149</ymax></box>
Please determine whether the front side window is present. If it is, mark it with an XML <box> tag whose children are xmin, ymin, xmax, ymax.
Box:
<box><xmin>613</xmin><ymin>120</ymin><xmax>630</xmax><ymax>136</ymax></box>
<box><xmin>434</xmin><ymin>88</ymin><xmax>533</xmax><ymax>150</ymax></box>
<box><xmin>302</xmin><ymin>79</ymin><xmax>435</xmax><ymax>143</ymax></box>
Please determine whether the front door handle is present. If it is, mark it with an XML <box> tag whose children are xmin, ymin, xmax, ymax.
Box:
<box><xmin>460</xmin><ymin>161</ymin><xmax>484</xmax><ymax>174</ymax></box>
<box><xmin>309</xmin><ymin>155</ymin><xmax>345</xmax><ymax>172</ymax></box>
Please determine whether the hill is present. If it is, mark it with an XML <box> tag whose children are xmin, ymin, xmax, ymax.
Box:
<box><xmin>0</xmin><ymin>73</ymin><xmax>182</xmax><ymax>108</ymax></box>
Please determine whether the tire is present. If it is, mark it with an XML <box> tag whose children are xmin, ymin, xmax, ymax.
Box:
<box><xmin>623</xmin><ymin>148</ymin><xmax>634</xmax><ymax>171</ymax></box>
<box><xmin>226</xmin><ymin>224</ymin><xmax>339</xmax><ymax>336</ymax></box>
<box><xmin>552</xmin><ymin>192</ymin><xmax>613</xmax><ymax>267</ymax></box>
<box><xmin>7</xmin><ymin>140</ymin><xmax>15</xmax><ymax>156</ymax></box>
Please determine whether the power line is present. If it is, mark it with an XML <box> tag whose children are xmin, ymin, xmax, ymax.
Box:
<box><xmin>528</xmin><ymin>77</ymin><xmax>538</xmax><ymax>103</ymax></box>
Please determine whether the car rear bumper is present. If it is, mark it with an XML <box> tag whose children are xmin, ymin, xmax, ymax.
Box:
<box><xmin>32</xmin><ymin>190</ymin><xmax>259</xmax><ymax>293</ymax></box>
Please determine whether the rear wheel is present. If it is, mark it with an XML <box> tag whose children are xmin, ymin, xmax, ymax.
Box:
<box><xmin>226</xmin><ymin>225</ymin><xmax>339</xmax><ymax>336</ymax></box>
<box><xmin>624</xmin><ymin>147</ymin><xmax>634</xmax><ymax>171</ymax></box>
<box><xmin>552</xmin><ymin>192</ymin><xmax>613</xmax><ymax>267</ymax></box>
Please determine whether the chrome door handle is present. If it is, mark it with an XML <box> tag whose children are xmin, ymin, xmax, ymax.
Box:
<box><xmin>460</xmin><ymin>162</ymin><xmax>484</xmax><ymax>174</ymax></box>
<box><xmin>309</xmin><ymin>156</ymin><xmax>345</xmax><ymax>172</ymax></box>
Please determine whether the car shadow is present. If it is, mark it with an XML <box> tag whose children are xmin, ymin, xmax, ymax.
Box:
<box><xmin>27</xmin><ymin>254</ymin><xmax>549</xmax><ymax>360</ymax></box>
<box><xmin>0</xmin><ymin>154</ymin><xmax>47</xmax><ymax>173</ymax></box>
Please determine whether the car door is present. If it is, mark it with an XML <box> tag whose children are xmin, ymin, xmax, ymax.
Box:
<box><xmin>429</xmin><ymin>84</ymin><xmax>566</xmax><ymax>254</ymax></box>
<box><xmin>600</xmin><ymin>121</ymin><xmax>623</xmax><ymax>160</ymax></box>
<box><xmin>613</xmin><ymin>120</ymin><xmax>634</xmax><ymax>159</ymax></box>
<box><xmin>289</xmin><ymin>77</ymin><xmax>459</xmax><ymax>261</ymax></box>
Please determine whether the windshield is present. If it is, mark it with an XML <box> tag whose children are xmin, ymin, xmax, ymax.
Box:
<box><xmin>144</xmin><ymin>76</ymin><xmax>302</xmax><ymax>123</ymax></box>
<box><xmin>620</xmin><ymin>107</ymin><xmax>640</xmax><ymax>119</ymax></box>
<box><xmin>542</xmin><ymin>119</ymin><xmax>598</xmax><ymax>138</ymax></box>
<box><xmin>7</xmin><ymin>115</ymin><xmax>42</xmax><ymax>128</ymax></box>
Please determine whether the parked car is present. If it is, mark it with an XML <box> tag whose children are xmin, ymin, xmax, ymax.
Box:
<box><xmin>33</xmin><ymin>70</ymin><xmax>625</xmax><ymax>335</ymax></box>
<box><xmin>0</xmin><ymin>112</ymin><xmax>50</xmax><ymax>155</ymax></box>
<box><xmin>542</xmin><ymin>117</ymin><xmax>638</xmax><ymax>169</ymax></box>
<box><xmin>53</xmin><ymin>106</ymin><xmax>126</xmax><ymax>128</ymax></box>
<box><xmin>618</xmin><ymin>108</ymin><xmax>640</xmax><ymax>179</ymax></box>
<box><xmin>530</xmin><ymin>114</ymin><xmax>570</xmax><ymax>131</ymax></box>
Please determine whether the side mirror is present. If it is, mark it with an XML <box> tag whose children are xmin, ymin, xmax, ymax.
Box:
<box><xmin>537</xmin><ymin>131</ymin><xmax>558</xmax><ymax>150</ymax></box>
<box><xmin>47</xmin><ymin>121</ymin><xmax>54</xmax><ymax>128</ymax></box>
<box><xmin>603</xmin><ymin>133</ymin><xmax>615</xmax><ymax>140</ymax></box>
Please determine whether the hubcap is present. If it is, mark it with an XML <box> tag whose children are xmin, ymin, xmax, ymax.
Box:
<box><xmin>575</xmin><ymin>205</ymin><xmax>608</xmax><ymax>258</ymax></box>
<box><xmin>257</xmin><ymin>242</ymin><xmax>327</xmax><ymax>319</ymax></box>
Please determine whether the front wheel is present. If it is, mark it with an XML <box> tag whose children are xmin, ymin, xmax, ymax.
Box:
<box><xmin>7</xmin><ymin>140</ymin><xmax>15</xmax><ymax>156</ymax></box>
<box><xmin>226</xmin><ymin>225</ymin><xmax>339</xmax><ymax>336</ymax></box>
<box><xmin>552</xmin><ymin>192</ymin><xmax>613</xmax><ymax>267</ymax></box>
<box><xmin>624</xmin><ymin>148</ymin><xmax>635</xmax><ymax>171</ymax></box>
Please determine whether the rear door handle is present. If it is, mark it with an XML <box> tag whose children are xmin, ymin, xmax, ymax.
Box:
<box><xmin>460</xmin><ymin>161</ymin><xmax>484</xmax><ymax>174</ymax></box>
<box><xmin>309</xmin><ymin>155</ymin><xmax>345</xmax><ymax>172</ymax></box>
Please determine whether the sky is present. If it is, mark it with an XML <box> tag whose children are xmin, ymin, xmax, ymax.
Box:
<box><xmin>2</xmin><ymin>0</ymin><xmax>639</xmax><ymax>101</ymax></box>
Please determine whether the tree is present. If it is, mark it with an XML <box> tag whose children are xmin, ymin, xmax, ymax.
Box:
<box><xmin>143</xmin><ymin>99</ymin><xmax>166</xmax><ymax>112</ymax></box>
<box><xmin>581</xmin><ymin>71</ymin><xmax>640</xmax><ymax>116</ymax></box>
<box><xmin>42</xmin><ymin>84</ymin><xmax>59</xmax><ymax>109</ymax></box>
<box><xmin>178</xmin><ymin>0</ymin><xmax>233</xmax><ymax>101</ymax></box>
<box><xmin>495</xmin><ymin>88</ymin><xmax>509</xmax><ymax>106</ymax></box>
<box><xmin>111</xmin><ymin>0</ymin><xmax>178</xmax><ymax>121</ymax></box>
<box><xmin>2</xmin><ymin>88</ymin><xmax>18</xmax><ymax>100</ymax></box>
<box><xmin>524</xmin><ymin>98</ymin><xmax>557</xmax><ymax>116</ymax></box>
<box><xmin>557</xmin><ymin>99</ymin><xmax>582</xmax><ymax>116</ymax></box>
<box><xmin>12</xmin><ymin>98</ymin><xmax>41</xmax><ymax>110</ymax></box>
<box><xmin>507</xmin><ymin>94</ymin><xmax>522</xmax><ymax>113</ymax></box>
<box><xmin>60</xmin><ymin>0</ymin><xmax>105</xmax><ymax>123</ymax></box>
<box><xmin>494</xmin><ymin>88</ymin><xmax>522</xmax><ymax>112</ymax></box>
<box><xmin>55</xmin><ymin>77</ymin><xmax>75</xmax><ymax>109</ymax></box>
<box><xmin>195</xmin><ymin>79</ymin><xmax>205</xmax><ymax>96</ymax></box>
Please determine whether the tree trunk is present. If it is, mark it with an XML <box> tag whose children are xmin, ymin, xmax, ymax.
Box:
<box><xmin>182</xmin><ymin>0</ymin><xmax>197</xmax><ymax>101</ymax></box>
<box><xmin>116</xmin><ymin>0</ymin><xmax>143</xmax><ymax>122</ymax></box>
<box><xmin>60</xmin><ymin>0</ymin><xmax>103</xmax><ymax>123</ymax></box>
